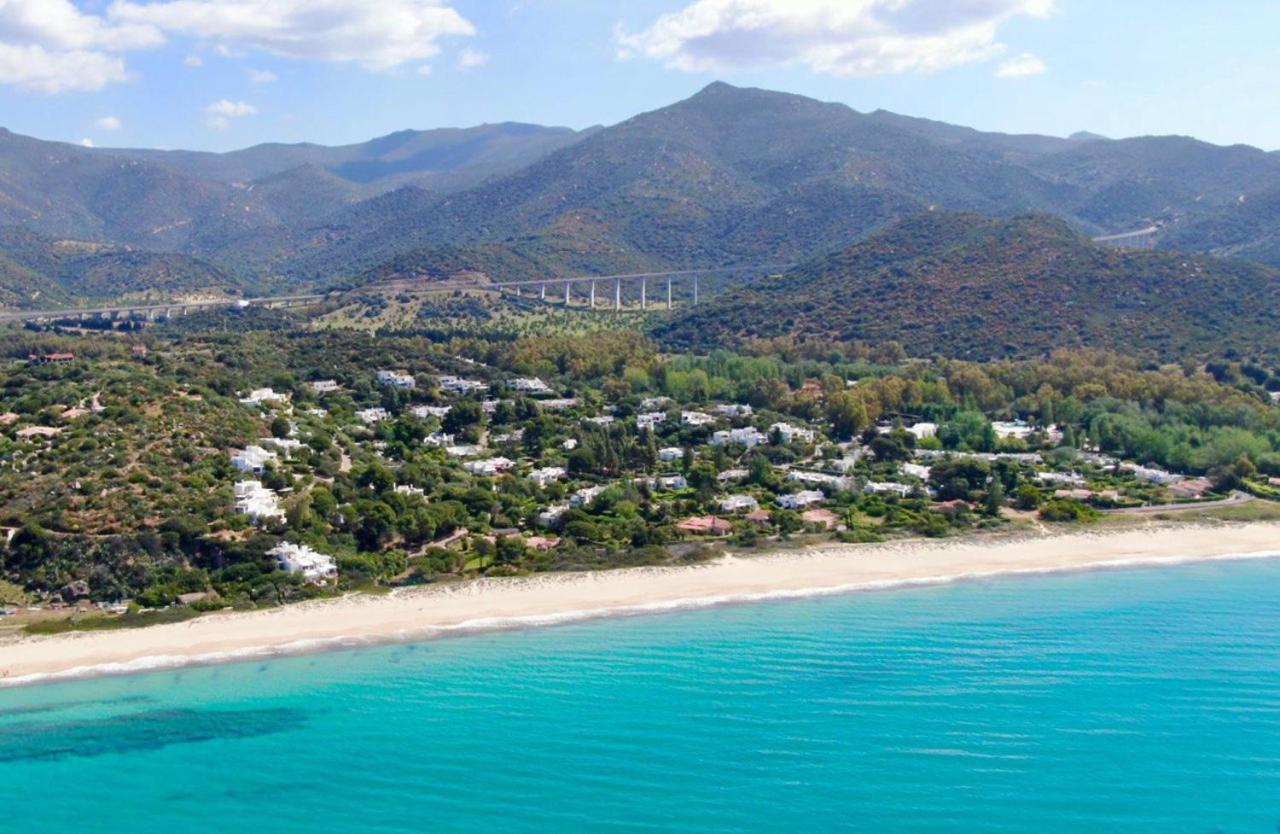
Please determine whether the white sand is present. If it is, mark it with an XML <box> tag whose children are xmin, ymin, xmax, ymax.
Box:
<box><xmin>2</xmin><ymin>522</ymin><xmax>1278</xmax><ymax>687</ymax></box>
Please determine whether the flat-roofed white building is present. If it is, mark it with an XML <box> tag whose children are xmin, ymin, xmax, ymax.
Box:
<box><xmin>777</xmin><ymin>490</ymin><xmax>825</xmax><ymax>509</ymax></box>
<box><xmin>681</xmin><ymin>410</ymin><xmax>716</xmax><ymax>427</ymax></box>
<box><xmin>308</xmin><ymin>379</ymin><xmax>340</xmax><ymax>394</ymax></box>
<box><xmin>465</xmin><ymin>457</ymin><xmax>515</xmax><ymax>476</ymax></box>
<box><xmin>437</xmin><ymin>375</ymin><xmax>487</xmax><ymax>395</ymax></box>
<box><xmin>268</xmin><ymin>542</ymin><xmax>337</xmax><ymax>582</ymax></box>
<box><xmin>239</xmin><ymin>387</ymin><xmax>286</xmax><ymax>406</ymax></box>
<box><xmin>355</xmin><ymin>407</ymin><xmax>391</xmax><ymax>424</ymax></box>
<box><xmin>711</xmin><ymin>427</ymin><xmax>766</xmax><ymax>447</ymax></box>
<box><xmin>788</xmin><ymin>470</ymin><xmax>850</xmax><ymax>490</ymax></box>
<box><xmin>719</xmin><ymin>494</ymin><xmax>759</xmax><ymax>513</ymax></box>
<box><xmin>770</xmin><ymin>422</ymin><xmax>816</xmax><ymax>444</ymax></box>
<box><xmin>864</xmin><ymin>481</ymin><xmax>914</xmax><ymax>497</ymax></box>
<box><xmin>234</xmin><ymin>480</ymin><xmax>284</xmax><ymax>522</ymax></box>
<box><xmin>511</xmin><ymin>377</ymin><xmax>552</xmax><ymax>395</ymax></box>
<box><xmin>528</xmin><ymin>466</ymin><xmax>567</xmax><ymax>487</ymax></box>
<box><xmin>659</xmin><ymin>446</ymin><xmax>685</xmax><ymax>462</ymax></box>
<box><xmin>231</xmin><ymin>445</ymin><xmax>278</xmax><ymax>474</ymax></box>
<box><xmin>571</xmin><ymin>485</ymin><xmax>607</xmax><ymax>507</ymax></box>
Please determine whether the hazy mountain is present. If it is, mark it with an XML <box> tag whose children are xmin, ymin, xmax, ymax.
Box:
<box><xmin>106</xmin><ymin>122</ymin><xmax>589</xmax><ymax>192</ymax></box>
<box><xmin>655</xmin><ymin>211</ymin><xmax>1280</xmax><ymax>361</ymax></box>
<box><xmin>0</xmin><ymin>128</ymin><xmax>271</xmax><ymax>253</ymax></box>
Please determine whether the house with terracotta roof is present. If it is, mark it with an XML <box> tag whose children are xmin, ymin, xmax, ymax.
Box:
<box><xmin>676</xmin><ymin>516</ymin><xmax>733</xmax><ymax>536</ymax></box>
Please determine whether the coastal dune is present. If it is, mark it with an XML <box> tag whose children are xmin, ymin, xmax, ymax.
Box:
<box><xmin>2</xmin><ymin>522</ymin><xmax>1278</xmax><ymax>687</ymax></box>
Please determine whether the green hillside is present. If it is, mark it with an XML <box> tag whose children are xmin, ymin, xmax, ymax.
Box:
<box><xmin>0</xmin><ymin>227</ymin><xmax>242</xmax><ymax>308</ymax></box>
<box><xmin>655</xmin><ymin>212</ymin><xmax>1280</xmax><ymax>361</ymax></box>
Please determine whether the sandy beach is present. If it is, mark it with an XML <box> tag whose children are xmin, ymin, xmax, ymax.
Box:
<box><xmin>2</xmin><ymin>521</ymin><xmax>1278</xmax><ymax>687</ymax></box>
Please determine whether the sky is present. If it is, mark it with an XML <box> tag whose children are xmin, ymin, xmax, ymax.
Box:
<box><xmin>0</xmin><ymin>0</ymin><xmax>1277</xmax><ymax>153</ymax></box>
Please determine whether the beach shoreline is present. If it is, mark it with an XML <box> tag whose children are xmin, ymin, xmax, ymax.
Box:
<box><xmin>2</xmin><ymin>521</ymin><xmax>1278</xmax><ymax>689</ymax></box>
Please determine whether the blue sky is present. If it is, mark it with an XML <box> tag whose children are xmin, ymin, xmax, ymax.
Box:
<box><xmin>1</xmin><ymin>0</ymin><xmax>1277</xmax><ymax>152</ymax></box>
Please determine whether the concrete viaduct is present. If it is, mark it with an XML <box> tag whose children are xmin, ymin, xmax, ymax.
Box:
<box><xmin>488</xmin><ymin>264</ymin><xmax>792</xmax><ymax>311</ymax></box>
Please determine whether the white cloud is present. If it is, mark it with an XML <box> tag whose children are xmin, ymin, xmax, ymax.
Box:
<box><xmin>0</xmin><ymin>0</ymin><xmax>162</xmax><ymax>51</ymax></box>
<box><xmin>457</xmin><ymin>48</ymin><xmax>488</xmax><ymax>69</ymax></box>
<box><xmin>0</xmin><ymin>0</ymin><xmax>475</xmax><ymax>93</ymax></box>
<box><xmin>79</xmin><ymin>137</ymin><xmax>95</xmax><ymax>147</ymax></box>
<box><xmin>0</xmin><ymin>42</ymin><xmax>129</xmax><ymax>92</ymax></box>
<box><xmin>109</xmin><ymin>0</ymin><xmax>478</xmax><ymax>70</ymax></box>
<box><xmin>995</xmin><ymin>51</ymin><xmax>1046</xmax><ymax>78</ymax></box>
<box><xmin>95</xmin><ymin>115</ymin><xmax>123</xmax><ymax>131</ymax></box>
<box><xmin>248</xmin><ymin>68</ymin><xmax>278</xmax><ymax>83</ymax></box>
<box><xmin>205</xmin><ymin>97</ymin><xmax>257</xmax><ymax>129</ymax></box>
<box><xmin>417</xmin><ymin>64</ymin><xmax>433</xmax><ymax>76</ymax></box>
<box><xmin>617</xmin><ymin>0</ymin><xmax>1054</xmax><ymax>77</ymax></box>
<box><xmin>206</xmin><ymin>98</ymin><xmax>257</xmax><ymax>117</ymax></box>
<box><xmin>0</xmin><ymin>0</ymin><xmax>159</xmax><ymax>92</ymax></box>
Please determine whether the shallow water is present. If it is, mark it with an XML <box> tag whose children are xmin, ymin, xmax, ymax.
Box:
<box><xmin>2</xmin><ymin>558</ymin><xmax>1278</xmax><ymax>832</ymax></box>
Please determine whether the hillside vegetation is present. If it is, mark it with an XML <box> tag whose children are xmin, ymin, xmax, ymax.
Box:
<box><xmin>656</xmin><ymin>212</ymin><xmax>1280</xmax><ymax>361</ymax></box>
<box><xmin>0</xmin><ymin>227</ymin><xmax>241</xmax><ymax>308</ymax></box>
<box><xmin>6</xmin><ymin>82</ymin><xmax>1280</xmax><ymax>298</ymax></box>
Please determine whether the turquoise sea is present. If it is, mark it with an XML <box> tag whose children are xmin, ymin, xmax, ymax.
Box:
<box><xmin>2</xmin><ymin>558</ymin><xmax>1279</xmax><ymax>833</ymax></box>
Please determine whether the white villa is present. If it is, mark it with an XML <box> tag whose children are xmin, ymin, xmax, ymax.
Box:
<box><xmin>437</xmin><ymin>375</ymin><xmax>487</xmax><ymax>395</ymax></box>
<box><xmin>711</xmin><ymin>427</ymin><xmax>766</xmax><ymax>448</ymax></box>
<box><xmin>234</xmin><ymin>480</ymin><xmax>284</xmax><ymax>522</ymax></box>
<box><xmin>788</xmin><ymin>470</ymin><xmax>850</xmax><ymax>490</ymax></box>
<box><xmin>230</xmin><ymin>445</ymin><xmax>278</xmax><ymax>474</ymax></box>
<box><xmin>570</xmin><ymin>485</ymin><xmax>607</xmax><ymax>507</ymax></box>
<box><xmin>681</xmin><ymin>410</ymin><xmax>717</xmax><ymax>427</ymax></box>
<box><xmin>714</xmin><ymin>404</ymin><xmax>753</xmax><ymax>418</ymax></box>
<box><xmin>637</xmin><ymin>411</ymin><xmax>666</xmax><ymax>430</ymax></box>
<box><xmin>528</xmin><ymin>466</ymin><xmax>567</xmax><ymax>487</ymax></box>
<box><xmin>394</xmin><ymin>484</ymin><xmax>426</xmax><ymax>498</ymax></box>
<box><xmin>537</xmin><ymin>504</ymin><xmax>570</xmax><ymax>527</ymax></box>
<box><xmin>377</xmin><ymin>369</ymin><xmax>415</xmax><ymax>388</ymax></box>
<box><xmin>657</xmin><ymin>474</ymin><xmax>688</xmax><ymax>491</ymax></box>
<box><xmin>778</xmin><ymin>490</ymin><xmax>825</xmax><ymax>509</ymax></box>
<box><xmin>658</xmin><ymin>446</ymin><xmax>685</xmax><ymax>462</ymax></box>
<box><xmin>770</xmin><ymin>422</ymin><xmax>816</xmax><ymax>444</ymax></box>
<box><xmin>355</xmin><ymin>407</ymin><xmax>391</xmax><ymax>424</ymax></box>
<box><xmin>411</xmin><ymin>404</ymin><xmax>452</xmax><ymax>419</ymax></box>
<box><xmin>719</xmin><ymin>494</ymin><xmax>759</xmax><ymax>513</ymax></box>
<box><xmin>465</xmin><ymin>457</ymin><xmax>515</xmax><ymax>476</ymax></box>
<box><xmin>864</xmin><ymin>481</ymin><xmax>915</xmax><ymax>497</ymax></box>
<box><xmin>239</xmin><ymin>387</ymin><xmax>286</xmax><ymax>406</ymax></box>
<box><xmin>308</xmin><ymin>379</ymin><xmax>340</xmax><ymax>394</ymax></box>
<box><xmin>261</xmin><ymin>437</ymin><xmax>304</xmax><ymax>456</ymax></box>
<box><xmin>268</xmin><ymin>542</ymin><xmax>337</xmax><ymax>582</ymax></box>
<box><xmin>511</xmin><ymin>377</ymin><xmax>552</xmax><ymax>395</ymax></box>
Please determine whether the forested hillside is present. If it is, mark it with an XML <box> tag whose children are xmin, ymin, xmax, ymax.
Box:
<box><xmin>3</xmin><ymin>82</ymin><xmax>1280</xmax><ymax>299</ymax></box>
<box><xmin>656</xmin><ymin>212</ymin><xmax>1280</xmax><ymax>361</ymax></box>
<box><xmin>0</xmin><ymin>227</ymin><xmax>241</xmax><ymax>307</ymax></box>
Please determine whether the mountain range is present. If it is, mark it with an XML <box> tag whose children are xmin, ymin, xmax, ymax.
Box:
<box><xmin>1</xmin><ymin>82</ymin><xmax>1278</xmax><ymax>306</ymax></box>
<box><xmin>655</xmin><ymin>211</ymin><xmax>1280</xmax><ymax>361</ymax></box>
